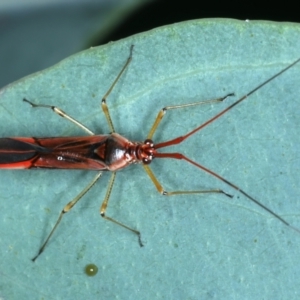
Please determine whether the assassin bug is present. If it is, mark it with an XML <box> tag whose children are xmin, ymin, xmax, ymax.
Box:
<box><xmin>1</xmin><ymin>46</ymin><xmax>300</xmax><ymax>261</ymax></box>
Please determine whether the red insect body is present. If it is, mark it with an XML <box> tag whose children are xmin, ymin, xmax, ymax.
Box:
<box><xmin>0</xmin><ymin>134</ymin><xmax>154</xmax><ymax>171</ymax></box>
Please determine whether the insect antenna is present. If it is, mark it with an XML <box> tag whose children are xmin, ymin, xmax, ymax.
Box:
<box><xmin>155</xmin><ymin>57</ymin><xmax>300</xmax><ymax>149</ymax></box>
<box><xmin>152</xmin><ymin>57</ymin><xmax>300</xmax><ymax>234</ymax></box>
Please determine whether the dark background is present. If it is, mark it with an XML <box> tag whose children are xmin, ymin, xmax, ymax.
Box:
<box><xmin>98</xmin><ymin>0</ymin><xmax>300</xmax><ymax>45</ymax></box>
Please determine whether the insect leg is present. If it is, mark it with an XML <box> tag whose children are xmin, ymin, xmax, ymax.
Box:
<box><xmin>154</xmin><ymin>58</ymin><xmax>300</xmax><ymax>150</ymax></box>
<box><xmin>101</xmin><ymin>45</ymin><xmax>134</xmax><ymax>133</ymax></box>
<box><xmin>32</xmin><ymin>171</ymin><xmax>102</xmax><ymax>262</ymax></box>
<box><xmin>143</xmin><ymin>164</ymin><xmax>232</xmax><ymax>198</ymax></box>
<box><xmin>147</xmin><ymin>93</ymin><xmax>234</xmax><ymax>140</ymax></box>
<box><xmin>100</xmin><ymin>171</ymin><xmax>143</xmax><ymax>247</ymax></box>
<box><xmin>23</xmin><ymin>98</ymin><xmax>94</xmax><ymax>135</ymax></box>
<box><xmin>153</xmin><ymin>151</ymin><xmax>300</xmax><ymax>234</ymax></box>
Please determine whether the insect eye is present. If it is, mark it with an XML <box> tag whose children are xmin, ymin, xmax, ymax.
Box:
<box><xmin>144</xmin><ymin>139</ymin><xmax>154</xmax><ymax>147</ymax></box>
<box><xmin>142</xmin><ymin>157</ymin><xmax>152</xmax><ymax>165</ymax></box>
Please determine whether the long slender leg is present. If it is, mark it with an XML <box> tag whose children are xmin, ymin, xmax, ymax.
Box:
<box><xmin>24</xmin><ymin>46</ymin><xmax>134</xmax><ymax>135</ymax></box>
<box><xmin>148</xmin><ymin>152</ymin><xmax>300</xmax><ymax>235</ymax></box>
<box><xmin>101</xmin><ymin>45</ymin><xmax>134</xmax><ymax>133</ymax></box>
<box><xmin>143</xmin><ymin>165</ymin><xmax>232</xmax><ymax>198</ymax></box>
<box><xmin>32</xmin><ymin>171</ymin><xmax>103</xmax><ymax>262</ymax></box>
<box><xmin>23</xmin><ymin>98</ymin><xmax>94</xmax><ymax>135</ymax></box>
<box><xmin>100</xmin><ymin>171</ymin><xmax>143</xmax><ymax>247</ymax></box>
<box><xmin>147</xmin><ymin>93</ymin><xmax>234</xmax><ymax>140</ymax></box>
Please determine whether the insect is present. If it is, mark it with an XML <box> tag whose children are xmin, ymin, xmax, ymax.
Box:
<box><xmin>0</xmin><ymin>46</ymin><xmax>299</xmax><ymax>262</ymax></box>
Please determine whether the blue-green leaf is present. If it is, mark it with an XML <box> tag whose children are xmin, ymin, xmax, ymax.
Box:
<box><xmin>0</xmin><ymin>19</ymin><xmax>300</xmax><ymax>299</ymax></box>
